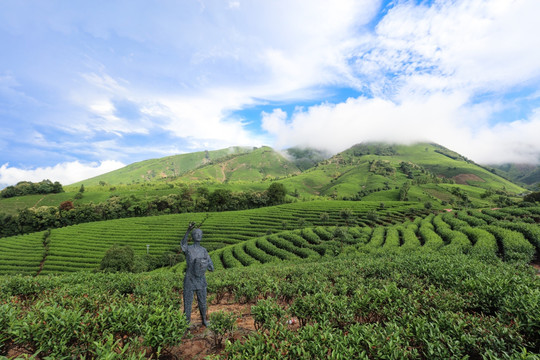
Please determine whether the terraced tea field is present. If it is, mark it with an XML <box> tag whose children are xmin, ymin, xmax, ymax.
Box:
<box><xmin>170</xmin><ymin>206</ymin><xmax>539</xmax><ymax>273</ymax></box>
<box><xmin>0</xmin><ymin>201</ymin><xmax>428</xmax><ymax>275</ymax></box>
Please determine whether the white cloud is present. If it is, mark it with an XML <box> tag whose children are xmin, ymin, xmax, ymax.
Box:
<box><xmin>355</xmin><ymin>0</ymin><xmax>540</xmax><ymax>96</ymax></box>
<box><xmin>0</xmin><ymin>160</ymin><xmax>125</xmax><ymax>188</ymax></box>
<box><xmin>228</xmin><ymin>1</ymin><xmax>240</xmax><ymax>9</ymax></box>
<box><xmin>257</xmin><ymin>0</ymin><xmax>540</xmax><ymax>165</ymax></box>
<box><xmin>262</xmin><ymin>92</ymin><xmax>540</xmax><ymax>164</ymax></box>
<box><xmin>61</xmin><ymin>1</ymin><xmax>380</xmax><ymax>134</ymax></box>
<box><xmin>3</xmin><ymin>0</ymin><xmax>540</xmax><ymax>169</ymax></box>
<box><xmin>465</xmin><ymin>111</ymin><xmax>540</xmax><ymax>164</ymax></box>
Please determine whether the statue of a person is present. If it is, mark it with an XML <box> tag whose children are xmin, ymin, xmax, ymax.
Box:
<box><xmin>181</xmin><ymin>221</ymin><xmax>214</xmax><ymax>326</ymax></box>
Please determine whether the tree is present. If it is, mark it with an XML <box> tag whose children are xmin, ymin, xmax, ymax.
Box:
<box><xmin>339</xmin><ymin>208</ymin><xmax>354</xmax><ymax>227</ymax></box>
<box><xmin>52</xmin><ymin>181</ymin><xmax>64</xmax><ymax>193</ymax></box>
<box><xmin>399</xmin><ymin>182</ymin><xmax>411</xmax><ymax>201</ymax></box>
<box><xmin>523</xmin><ymin>191</ymin><xmax>540</xmax><ymax>203</ymax></box>
<box><xmin>100</xmin><ymin>245</ymin><xmax>135</xmax><ymax>272</ymax></box>
<box><xmin>59</xmin><ymin>201</ymin><xmax>74</xmax><ymax>212</ymax></box>
<box><xmin>319</xmin><ymin>212</ymin><xmax>330</xmax><ymax>224</ymax></box>
<box><xmin>79</xmin><ymin>184</ymin><xmax>85</xmax><ymax>193</ymax></box>
<box><xmin>267</xmin><ymin>182</ymin><xmax>287</xmax><ymax>205</ymax></box>
<box><xmin>37</xmin><ymin>180</ymin><xmax>54</xmax><ymax>194</ymax></box>
<box><xmin>0</xmin><ymin>186</ymin><xmax>16</xmax><ymax>198</ymax></box>
<box><xmin>208</xmin><ymin>189</ymin><xmax>233</xmax><ymax>211</ymax></box>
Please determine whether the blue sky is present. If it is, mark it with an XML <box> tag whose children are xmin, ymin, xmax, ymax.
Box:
<box><xmin>1</xmin><ymin>0</ymin><xmax>540</xmax><ymax>187</ymax></box>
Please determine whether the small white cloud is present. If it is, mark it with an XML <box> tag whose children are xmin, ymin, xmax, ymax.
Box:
<box><xmin>0</xmin><ymin>160</ymin><xmax>125</xmax><ymax>188</ymax></box>
<box><xmin>261</xmin><ymin>108</ymin><xmax>288</xmax><ymax>134</ymax></box>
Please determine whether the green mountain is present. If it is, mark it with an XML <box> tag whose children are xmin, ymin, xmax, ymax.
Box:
<box><xmin>71</xmin><ymin>146</ymin><xmax>302</xmax><ymax>187</ymax></box>
<box><xmin>276</xmin><ymin>143</ymin><xmax>525</xmax><ymax>207</ymax></box>
<box><xmin>177</xmin><ymin>146</ymin><xmax>302</xmax><ymax>182</ymax></box>
<box><xmin>1</xmin><ymin>142</ymin><xmax>528</xmax><ymax>217</ymax></box>
<box><xmin>70</xmin><ymin>146</ymin><xmax>257</xmax><ymax>186</ymax></box>
<box><xmin>488</xmin><ymin>163</ymin><xmax>540</xmax><ymax>188</ymax></box>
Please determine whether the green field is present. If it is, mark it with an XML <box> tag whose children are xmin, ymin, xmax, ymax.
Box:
<box><xmin>166</xmin><ymin>205</ymin><xmax>539</xmax><ymax>274</ymax></box>
<box><xmin>1</xmin><ymin>251</ymin><xmax>538</xmax><ymax>358</ymax></box>
<box><xmin>0</xmin><ymin>201</ymin><xmax>429</xmax><ymax>275</ymax></box>
<box><xmin>1</xmin><ymin>201</ymin><xmax>539</xmax><ymax>358</ymax></box>
<box><xmin>1</xmin><ymin>142</ymin><xmax>538</xmax><ymax>358</ymax></box>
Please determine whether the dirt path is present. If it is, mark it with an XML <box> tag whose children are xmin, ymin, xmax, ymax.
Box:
<box><xmin>171</xmin><ymin>301</ymin><xmax>255</xmax><ymax>359</ymax></box>
<box><xmin>32</xmin><ymin>195</ymin><xmax>46</xmax><ymax>208</ymax></box>
<box><xmin>219</xmin><ymin>164</ymin><xmax>227</xmax><ymax>183</ymax></box>
<box><xmin>532</xmin><ymin>263</ymin><xmax>540</xmax><ymax>277</ymax></box>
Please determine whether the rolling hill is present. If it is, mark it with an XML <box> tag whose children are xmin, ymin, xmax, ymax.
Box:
<box><xmin>0</xmin><ymin>200</ymin><xmax>429</xmax><ymax>275</ymax></box>
<box><xmin>1</xmin><ymin>144</ymin><xmax>538</xmax><ymax>359</ymax></box>
<box><xmin>274</xmin><ymin>142</ymin><xmax>525</xmax><ymax>206</ymax></box>
<box><xmin>0</xmin><ymin>142</ymin><xmax>529</xmax><ymax>219</ymax></box>
<box><xmin>70</xmin><ymin>146</ymin><xmax>257</xmax><ymax>186</ymax></box>
<box><xmin>177</xmin><ymin>146</ymin><xmax>302</xmax><ymax>182</ymax></box>
<box><xmin>489</xmin><ymin>163</ymin><xmax>540</xmax><ymax>188</ymax></box>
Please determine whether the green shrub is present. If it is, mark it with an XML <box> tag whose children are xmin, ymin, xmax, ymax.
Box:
<box><xmin>400</xmin><ymin>225</ymin><xmax>420</xmax><ymax>251</ymax></box>
<box><xmin>382</xmin><ymin>226</ymin><xmax>400</xmax><ymax>249</ymax></box>
<box><xmin>483</xmin><ymin>225</ymin><xmax>535</xmax><ymax>263</ymax></box>
<box><xmin>419</xmin><ymin>222</ymin><xmax>444</xmax><ymax>250</ymax></box>
<box><xmin>367</xmin><ymin>227</ymin><xmax>385</xmax><ymax>248</ymax></box>
<box><xmin>496</xmin><ymin>221</ymin><xmax>540</xmax><ymax>250</ymax></box>
<box><xmin>460</xmin><ymin>227</ymin><xmax>498</xmax><ymax>262</ymax></box>
<box><xmin>244</xmin><ymin>241</ymin><xmax>275</xmax><ymax>263</ymax></box>
<box><xmin>222</xmin><ymin>247</ymin><xmax>242</xmax><ymax>269</ymax></box>
<box><xmin>209</xmin><ymin>310</ymin><xmax>238</xmax><ymax>347</ymax></box>
<box><xmin>251</xmin><ymin>298</ymin><xmax>286</xmax><ymax>330</ymax></box>
<box><xmin>100</xmin><ymin>245</ymin><xmax>135</xmax><ymax>272</ymax></box>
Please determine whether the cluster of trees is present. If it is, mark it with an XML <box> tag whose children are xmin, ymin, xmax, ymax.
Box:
<box><xmin>369</xmin><ymin>160</ymin><xmax>395</xmax><ymax>176</ymax></box>
<box><xmin>398</xmin><ymin>181</ymin><xmax>411</xmax><ymax>201</ymax></box>
<box><xmin>99</xmin><ymin>244</ymin><xmax>182</xmax><ymax>273</ymax></box>
<box><xmin>350</xmin><ymin>144</ymin><xmax>397</xmax><ymax>157</ymax></box>
<box><xmin>0</xmin><ymin>180</ymin><xmax>63</xmax><ymax>198</ymax></box>
<box><xmin>523</xmin><ymin>191</ymin><xmax>540</xmax><ymax>203</ymax></box>
<box><xmin>0</xmin><ymin>182</ymin><xmax>288</xmax><ymax>238</ymax></box>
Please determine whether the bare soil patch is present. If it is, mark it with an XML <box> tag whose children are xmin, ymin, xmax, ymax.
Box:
<box><xmin>169</xmin><ymin>300</ymin><xmax>255</xmax><ymax>359</ymax></box>
<box><xmin>452</xmin><ymin>173</ymin><xmax>484</xmax><ymax>185</ymax></box>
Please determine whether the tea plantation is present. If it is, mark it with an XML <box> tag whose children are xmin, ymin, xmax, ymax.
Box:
<box><xmin>0</xmin><ymin>201</ymin><xmax>427</xmax><ymax>275</ymax></box>
<box><xmin>0</xmin><ymin>203</ymin><xmax>539</xmax><ymax>358</ymax></box>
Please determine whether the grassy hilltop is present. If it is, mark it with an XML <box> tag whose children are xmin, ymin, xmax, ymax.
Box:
<box><xmin>274</xmin><ymin>142</ymin><xmax>525</xmax><ymax>205</ymax></box>
<box><xmin>70</xmin><ymin>146</ymin><xmax>258</xmax><ymax>187</ymax></box>
<box><xmin>0</xmin><ymin>142</ymin><xmax>527</xmax><ymax>217</ymax></box>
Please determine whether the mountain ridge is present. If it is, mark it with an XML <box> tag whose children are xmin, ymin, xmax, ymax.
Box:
<box><xmin>1</xmin><ymin>142</ymin><xmax>529</xmax><ymax>218</ymax></box>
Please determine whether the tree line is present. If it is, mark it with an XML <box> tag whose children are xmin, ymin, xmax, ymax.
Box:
<box><xmin>0</xmin><ymin>182</ymin><xmax>288</xmax><ymax>238</ymax></box>
<box><xmin>0</xmin><ymin>179</ymin><xmax>64</xmax><ymax>198</ymax></box>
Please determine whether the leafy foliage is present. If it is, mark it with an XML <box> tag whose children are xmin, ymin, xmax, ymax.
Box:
<box><xmin>100</xmin><ymin>245</ymin><xmax>135</xmax><ymax>272</ymax></box>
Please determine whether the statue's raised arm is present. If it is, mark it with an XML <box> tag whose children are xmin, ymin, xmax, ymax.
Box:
<box><xmin>181</xmin><ymin>221</ymin><xmax>196</xmax><ymax>253</ymax></box>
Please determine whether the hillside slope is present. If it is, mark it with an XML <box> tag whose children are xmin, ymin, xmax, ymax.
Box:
<box><xmin>179</xmin><ymin>146</ymin><xmax>301</xmax><ymax>182</ymax></box>
<box><xmin>489</xmin><ymin>163</ymin><xmax>540</xmax><ymax>187</ymax></box>
<box><xmin>1</xmin><ymin>142</ymin><xmax>528</xmax><ymax>218</ymax></box>
<box><xmin>0</xmin><ymin>201</ymin><xmax>427</xmax><ymax>275</ymax></box>
<box><xmin>277</xmin><ymin>143</ymin><xmax>525</xmax><ymax>206</ymax></box>
<box><xmin>70</xmin><ymin>146</ymin><xmax>256</xmax><ymax>186</ymax></box>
